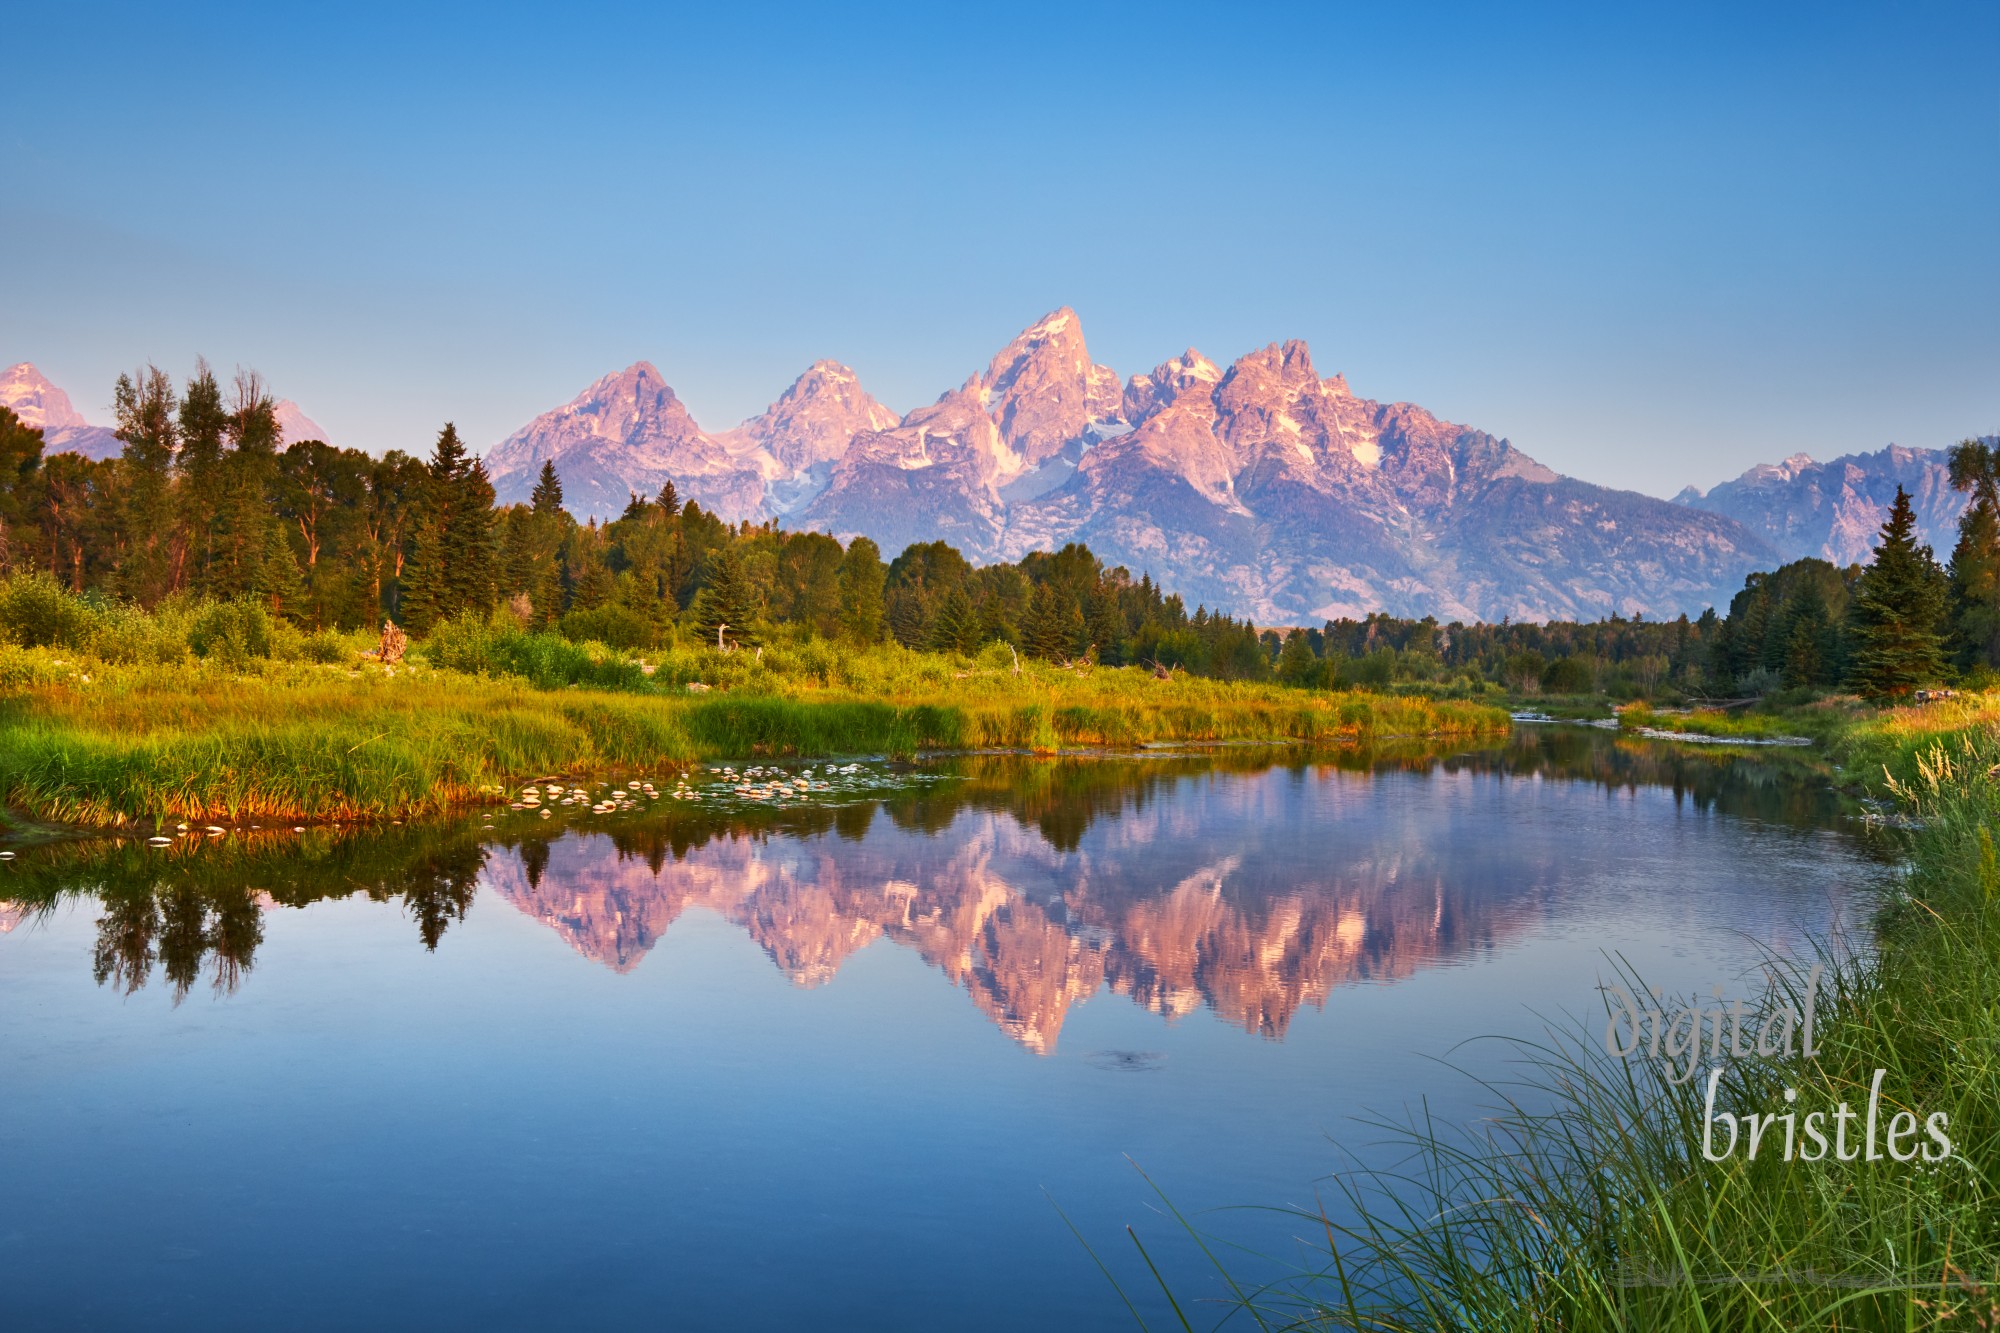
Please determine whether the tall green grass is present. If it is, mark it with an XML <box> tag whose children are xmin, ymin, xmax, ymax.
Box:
<box><xmin>0</xmin><ymin>641</ymin><xmax>1508</xmax><ymax>824</ymax></box>
<box><xmin>1618</xmin><ymin>701</ymin><xmax>1801</xmax><ymax>739</ymax></box>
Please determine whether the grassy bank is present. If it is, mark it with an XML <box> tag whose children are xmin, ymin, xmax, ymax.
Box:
<box><xmin>1144</xmin><ymin>699</ymin><xmax>1998</xmax><ymax>1330</ymax></box>
<box><xmin>0</xmin><ymin>641</ymin><xmax>1507</xmax><ymax>826</ymax></box>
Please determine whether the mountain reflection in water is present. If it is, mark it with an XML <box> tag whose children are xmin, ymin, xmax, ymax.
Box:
<box><xmin>0</xmin><ymin>729</ymin><xmax>1872</xmax><ymax>1051</ymax></box>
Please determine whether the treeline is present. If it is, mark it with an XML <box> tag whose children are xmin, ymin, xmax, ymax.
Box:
<box><xmin>0</xmin><ymin>364</ymin><xmax>1269</xmax><ymax>677</ymax></box>
<box><xmin>0</xmin><ymin>363</ymin><xmax>1981</xmax><ymax>698</ymax></box>
<box><xmin>1263</xmin><ymin>466</ymin><xmax>1995</xmax><ymax>700</ymax></box>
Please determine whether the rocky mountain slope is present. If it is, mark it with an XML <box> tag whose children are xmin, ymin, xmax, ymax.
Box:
<box><xmin>273</xmin><ymin>399</ymin><xmax>332</xmax><ymax>447</ymax></box>
<box><xmin>488</xmin><ymin>310</ymin><xmax>1785</xmax><ymax>621</ymax></box>
<box><xmin>1</xmin><ymin>363</ymin><xmax>121</xmax><ymax>459</ymax></box>
<box><xmin>1675</xmin><ymin>445</ymin><xmax>1973</xmax><ymax>566</ymax></box>
<box><xmin>485</xmin><ymin>360</ymin><xmax>898</xmax><ymax>520</ymax></box>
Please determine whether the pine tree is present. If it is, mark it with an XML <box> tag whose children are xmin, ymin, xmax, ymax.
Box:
<box><xmin>0</xmin><ymin>406</ymin><xmax>44</xmax><ymax>570</ymax></box>
<box><xmin>529</xmin><ymin>460</ymin><xmax>565</xmax><ymax>516</ymax></box>
<box><xmin>399</xmin><ymin>519</ymin><xmax>446</xmax><ymax>635</ymax></box>
<box><xmin>1782</xmin><ymin>612</ymin><xmax>1824</xmax><ymax>689</ymax></box>
<box><xmin>398</xmin><ymin>424</ymin><xmax>497</xmax><ymax>631</ymax></box>
<box><xmin>837</xmin><ymin>536</ymin><xmax>885</xmax><ymax>643</ymax></box>
<box><xmin>1025</xmin><ymin>584</ymin><xmax>1075</xmax><ymax>660</ymax></box>
<box><xmin>1846</xmin><ymin>486</ymin><xmax>1948</xmax><ymax>698</ymax></box>
<box><xmin>176</xmin><ymin>361</ymin><xmax>229</xmax><ymax>594</ymax></box>
<box><xmin>253</xmin><ymin>523</ymin><xmax>305</xmax><ymax>620</ymax></box>
<box><xmin>1057</xmin><ymin>593</ymin><xmax>1087</xmax><ymax>661</ymax></box>
<box><xmin>499</xmin><ymin>508</ymin><xmax>537</xmax><ymax>599</ymax></box>
<box><xmin>1946</xmin><ymin>438</ymin><xmax>2000</xmax><ymax>671</ymax></box>
<box><xmin>1277</xmin><ymin>629</ymin><xmax>1319</xmax><ymax>686</ymax></box>
<box><xmin>692</xmin><ymin>546</ymin><xmax>757</xmax><ymax>648</ymax></box>
<box><xmin>566</xmin><ymin>524</ymin><xmax>614</xmax><ymax>612</ymax></box>
<box><xmin>1085</xmin><ymin>591</ymin><xmax>1124</xmax><ymax>664</ymax></box>
<box><xmin>112</xmin><ymin>365</ymin><xmax>179</xmax><ymax>606</ymax></box>
<box><xmin>927</xmin><ymin>587</ymin><xmax>978</xmax><ymax>655</ymax></box>
<box><xmin>445</xmin><ymin>455</ymin><xmax>498</xmax><ymax>616</ymax></box>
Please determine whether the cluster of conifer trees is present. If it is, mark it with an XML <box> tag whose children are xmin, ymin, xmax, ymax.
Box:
<box><xmin>1265</xmin><ymin>465</ymin><xmax>1992</xmax><ymax>699</ymax></box>
<box><xmin>0</xmin><ymin>363</ymin><xmax>1982</xmax><ymax>697</ymax></box>
<box><xmin>1702</xmin><ymin>448</ymin><xmax>2000</xmax><ymax>698</ymax></box>
<box><xmin>0</xmin><ymin>365</ymin><xmax>1269</xmax><ymax>675</ymax></box>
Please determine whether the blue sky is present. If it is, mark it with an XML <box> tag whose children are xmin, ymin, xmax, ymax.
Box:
<box><xmin>4</xmin><ymin>1</ymin><xmax>1994</xmax><ymax>496</ymax></box>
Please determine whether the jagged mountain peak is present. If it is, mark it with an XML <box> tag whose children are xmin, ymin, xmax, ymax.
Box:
<box><xmin>1124</xmin><ymin>349</ymin><xmax>1225</xmax><ymax>422</ymax></box>
<box><xmin>477</xmin><ymin>311</ymin><xmax>1797</xmax><ymax>622</ymax></box>
<box><xmin>0</xmin><ymin>362</ymin><xmax>120</xmax><ymax>459</ymax></box>
<box><xmin>1678</xmin><ymin>441</ymin><xmax>1973</xmax><ymax>566</ymax></box>
<box><xmin>273</xmin><ymin>399</ymin><xmax>331</xmax><ymax>446</ymax></box>
<box><xmin>1219</xmin><ymin>339</ymin><xmax>1321</xmax><ymax>396</ymax></box>
<box><xmin>722</xmin><ymin>359</ymin><xmax>900</xmax><ymax>474</ymax></box>
<box><xmin>971</xmin><ymin>307</ymin><xmax>1124</xmax><ymax>466</ymax></box>
<box><xmin>982</xmin><ymin>307</ymin><xmax>1087</xmax><ymax>384</ymax></box>
<box><xmin>1</xmin><ymin>362</ymin><xmax>89</xmax><ymax>433</ymax></box>
<box><xmin>484</xmin><ymin>361</ymin><xmax>729</xmax><ymax>519</ymax></box>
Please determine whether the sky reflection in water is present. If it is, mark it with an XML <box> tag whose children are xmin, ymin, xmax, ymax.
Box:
<box><xmin>0</xmin><ymin>731</ymin><xmax>1890</xmax><ymax>1331</ymax></box>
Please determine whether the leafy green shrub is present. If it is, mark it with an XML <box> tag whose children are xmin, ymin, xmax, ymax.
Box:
<box><xmin>1541</xmin><ymin>655</ymin><xmax>1595</xmax><ymax>693</ymax></box>
<box><xmin>187</xmin><ymin>600</ymin><xmax>275</xmax><ymax>666</ymax></box>
<box><xmin>0</xmin><ymin>643</ymin><xmax>66</xmax><ymax>687</ymax></box>
<box><xmin>421</xmin><ymin>612</ymin><xmax>502</xmax><ymax>674</ymax></box>
<box><xmin>975</xmin><ymin>640</ymin><xmax>1020</xmax><ymax>672</ymax></box>
<box><xmin>1960</xmin><ymin>666</ymin><xmax>2000</xmax><ymax>693</ymax></box>
<box><xmin>0</xmin><ymin>572</ymin><xmax>92</xmax><ymax>649</ymax></box>
<box><xmin>558</xmin><ymin>603</ymin><xmax>654</xmax><ymax>650</ymax></box>
<box><xmin>1737</xmin><ymin>666</ymin><xmax>1782</xmax><ymax>697</ymax></box>
<box><xmin>82</xmin><ymin>600</ymin><xmax>164</xmax><ymax>664</ymax></box>
<box><xmin>297</xmin><ymin>630</ymin><xmax>355</xmax><ymax>665</ymax></box>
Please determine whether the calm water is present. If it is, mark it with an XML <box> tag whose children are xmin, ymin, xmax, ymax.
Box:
<box><xmin>0</xmin><ymin>731</ymin><xmax>1889</xmax><ymax>1331</ymax></box>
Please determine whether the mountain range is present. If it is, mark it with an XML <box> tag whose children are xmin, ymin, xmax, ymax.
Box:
<box><xmin>485</xmin><ymin>310</ymin><xmax>1977</xmax><ymax>621</ymax></box>
<box><xmin>7</xmin><ymin>329</ymin><xmax>1980</xmax><ymax>623</ymax></box>
<box><xmin>1674</xmin><ymin>445</ymin><xmax>1971</xmax><ymax>568</ymax></box>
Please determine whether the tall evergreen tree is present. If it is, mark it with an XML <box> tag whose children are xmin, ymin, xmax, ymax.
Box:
<box><xmin>1946</xmin><ymin>438</ymin><xmax>2000</xmax><ymax>671</ymax></box>
<box><xmin>399</xmin><ymin>520</ymin><xmax>446</xmax><ymax>635</ymax></box>
<box><xmin>691</xmin><ymin>546</ymin><xmax>757</xmax><ymax>648</ymax></box>
<box><xmin>567</xmin><ymin>524</ymin><xmax>614</xmax><ymax>612</ymax></box>
<box><xmin>0</xmin><ymin>406</ymin><xmax>45</xmax><ymax>571</ymax></box>
<box><xmin>1024</xmin><ymin>583</ymin><xmax>1075</xmax><ymax>660</ymax></box>
<box><xmin>446</xmin><ymin>455</ymin><xmax>498</xmax><ymax>616</ymax></box>
<box><xmin>253</xmin><ymin>522</ymin><xmax>305</xmax><ymax>620</ymax></box>
<box><xmin>112</xmin><ymin>365</ymin><xmax>179</xmax><ymax>606</ymax></box>
<box><xmin>837</xmin><ymin>536</ymin><xmax>885</xmax><ymax>644</ymax></box>
<box><xmin>1846</xmin><ymin>486</ymin><xmax>1948</xmax><ymax>698</ymax></box>
<box><xmin>176</xmin><ymin>361</ymin><xmax>229</xmax><ymax>594</ymax></box>
<box><xmin>927</xmin><ymin>587</ymin><xmax>978</xmax><ymax>654</ymax></box>
<box><xmin>529</xmin><ymin>460</ymin><xmax>565</xmax><ymax>516</ymax></box>
<box><xmin>399</xmin><ymin>423</ymin><xmax>496</xmax><ymax>632</ymax></box>
<box><xmin>209</xmin><ymin>371</ymin><xmax>284</xmax><ymax>599</ymax></box>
